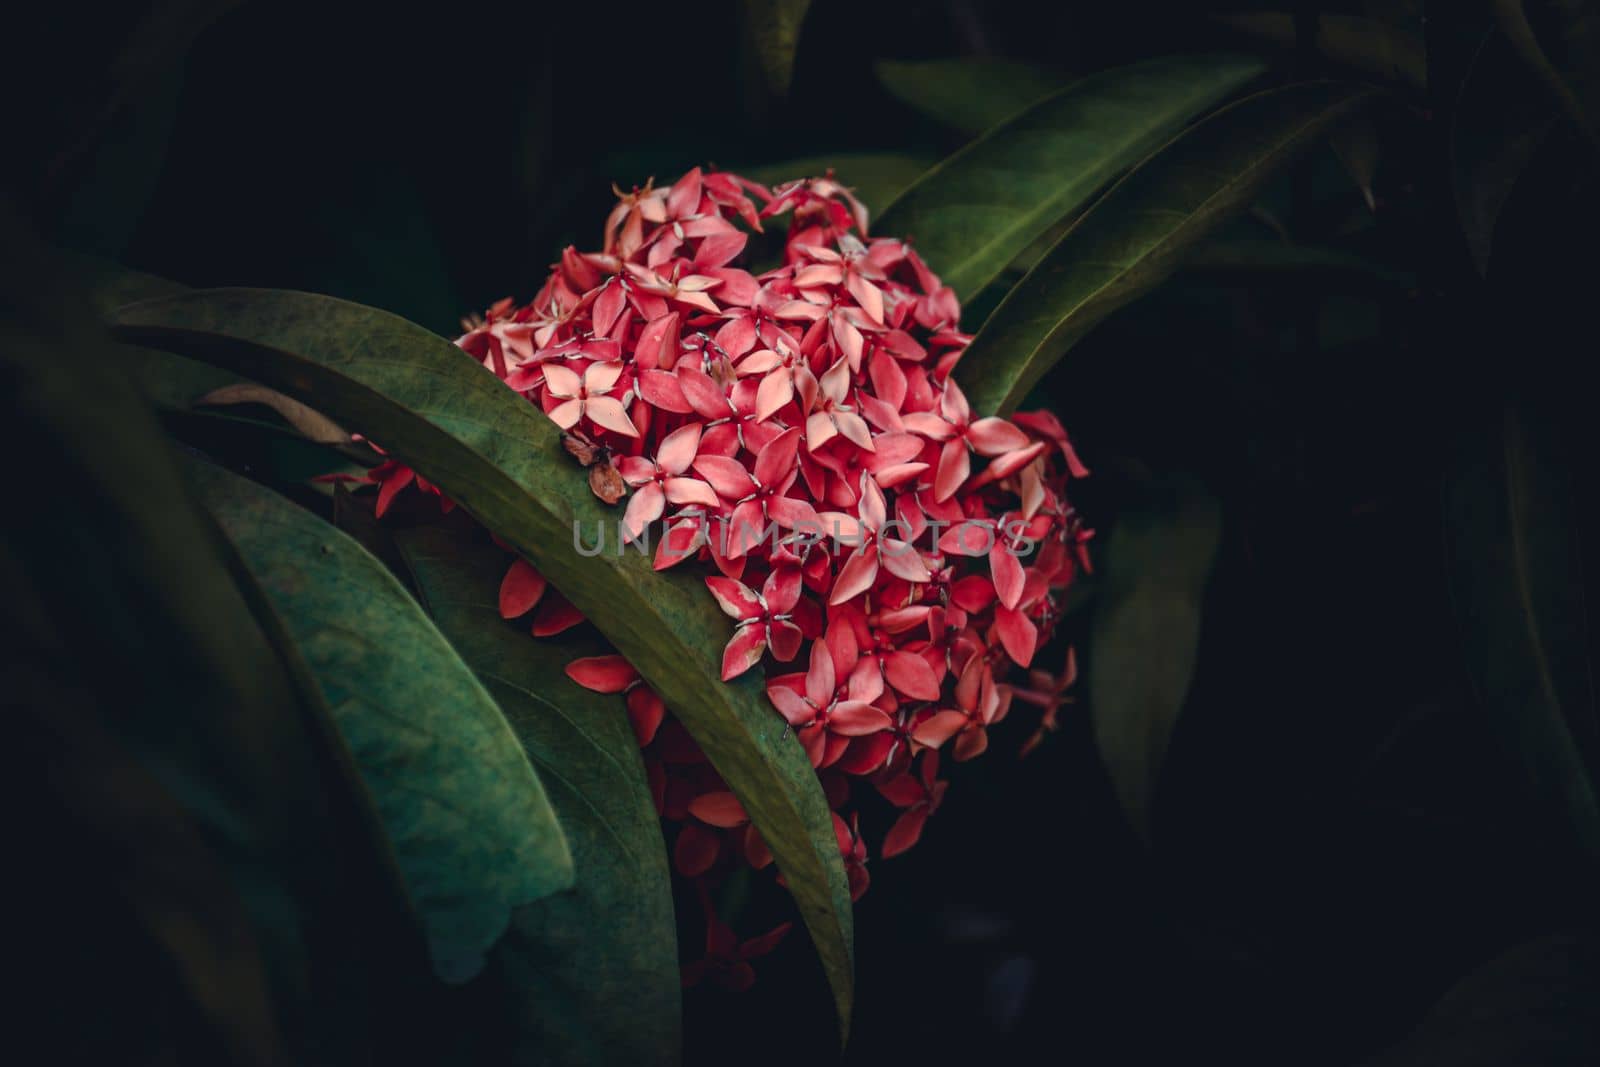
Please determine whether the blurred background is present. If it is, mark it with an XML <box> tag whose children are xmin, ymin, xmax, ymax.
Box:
<box><xmin>8</xmin><ymin>1</ymin><xmax>1599</xmax><ymax>1063</ymax></box>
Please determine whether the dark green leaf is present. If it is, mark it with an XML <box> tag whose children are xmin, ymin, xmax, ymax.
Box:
<box><xmin>110</xmin><ymin>288</ymin><xmax>856</xmax><ymax>1042</ymax></box>
<box><xmin>876</xmin><ymin>54</ymin><xmax>1267</xmax><ymax>301</ymax></box>
<box><xmin>1452</xmin><ymin>29</ymin><xmax>1558</xmax><ymax>276</ymax></box>
<box><xmin>875</xmin><ymin>57</ymin><xmax>1072</xmax><ymax>135</ymax></box>
<box><xmin>1493</xmin><ymin>0</ymin><xmax>1600</xmax><ymax>152</ymax></box>
<box><xmin>1212</xmin><ymin>12</ymin><xmax>1426</xmax><ymax>88</ymax></box>
<box><xmin>4</xmin><ymin>204</ymin><xmax>430</xmax><ymax>1062</ymax></box>
<box><xmin>744</xmin><ymin>0</ymin><xmax>812</xmax><ymax>96</ymax></box>
<box><xmin>1088</xmin><ymin>471</ymin><xmax>1220</xmax><ymax>842</ymax></box>
<box><xmin>189</xmin><ymin>459</ymin><xmax>575</xmax><ymax>983</ymax></box>
<box><xmin>1361</xmin><ymin>933</ymin><xmax>1600</xmax><ymax>1066</ymax></box>
<box><xmin>396</xmin><ymin>517</ymin><xmax>680</xmax><ymax>1066</ymax></box>
<box><xmin>1441</xmin><ymin>403</ymin><xmax>1600</xmax><ymax>860</ymax></box>
<box><xmin>955</xmin><ymin>82</ymin><xmax>1380</xmax><ymax>417</ymax></box>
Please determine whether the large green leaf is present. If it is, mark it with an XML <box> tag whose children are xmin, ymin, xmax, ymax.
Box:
<box><xmin>875</xmin><ymin>57</ymin><xmax>1072</xmax><ymax>135</ymax></box>
<box><xmin>1494</xmin><ymin>0</ymin><xmax>1600</xmax><ymax>152</ymax></box>
<box><xmin>743</xmin><ymin>0</ymin><xmax>812</xmax><ymax>96</ymax></box>
<box><xmin>1452</xmin><ymin>29</ymin><xmax>1558</xmax><ymax>277</ymax></box>
<box><xmin>110</xmin><ymin>288</ymin><xmax>856</xmax><ymax>1041</ymax></box>
<box><xmin>1441</xmin><ymin>403</ymin><xmax>1600</xmax><ymax>860</ymax></box>
<box><xmin>4</xmin><ymin>204</ymin><xmax>430</xmax><ymax>1061</ymax></box>
<box><xmin>1360</xmin><ymin>933</ymin><xmax>1600</xmax><ymax>1066</ymax></box>
<box><xmin>875</xmin><ymin>54</ymin><xmax>1267</xmax><ymax>301</ymax></box>
<box><xmin>396</xmin><ymin>517</ymin><xmax>680</xmax><ymax>1066</ymax></box>
<box><xmin>955</xmin><ymin>81</ymin><xmax>1380</xmax><ymax>417</ymax></box>
<box><xmin>1212</xmin><ymin>12</ymin><xmax>1426</xmax><ymax>89</ymax></box>
<box><xmin>189</xmin><ymin>460</ymin><xmax>574</xmax><ymax>983</ymax></box>
<box><xmin>1088</xmin><ymin>471</ymin><xmax>1221</xmax><ymax>841</ymax></box>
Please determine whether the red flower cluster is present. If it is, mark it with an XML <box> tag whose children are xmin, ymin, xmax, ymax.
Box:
<box><xmin>376</xmin><ymin>167</ymin><xmax>1091</xmax><ymax>984</ymax></box>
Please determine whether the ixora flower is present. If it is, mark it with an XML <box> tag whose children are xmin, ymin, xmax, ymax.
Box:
<box><xmin>369</xmin><ymin>165</ymin><xmax>1091</xmax><ymax>987</ymax></box>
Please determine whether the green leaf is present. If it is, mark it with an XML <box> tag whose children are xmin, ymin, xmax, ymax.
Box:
<box><xmin>4</xmin><ymin>205</ymin><xmax>430</xmax><ymax>1061</ymax></box>
<box><xmin>1088</xmin><ymin>471</ymin><xmax>1221</xmax><ymax>841</ymax></box>
<box><xmin>1360</xmin><ymin>933</ymin><xmax>1600</xmax><ymax>1066</ymax></box>
<box><xmin>875</xmin><ymin>54</ymin><xmax>1267</xmax><ymax>302</ymax></box>
<box><xmin>1452</xmin><ymin>29</ymin><xmax>1558</xmax><ymax>276</ymax></box>
<box><xmin>875</xmin><ymin>57</ymin><xmax>1072</xmax><ymax>135</ymax></box>
<box><xmin>395</xmin><ymin>517</ymin><xmax>680</xmax><ymax>1066</ymax></box>
<box><xmin>955</xmin><ymin>81</ymin><xmax>1380</xmax><ymax>417</ymax></box>
<box><xmin>110</xmin><ymin>288</ymin><xmax>856</xmax><ymax>1042</ymax></box>
<box><xmin>1441</xmin><ymin>403</ymin><xmax>1600</xmax><ymax>860</ymax></box>
<box><xmin>742</xmin><ymin>153</ymin><xmax>936</xmax><ymax>218</ymax></box>
<box><xmin>189</xmin><ymin>459</ymin><xmax>575</xmax><ymax>983</ymax></box>
<box><xmin>744</xmin><ymin>0</ymin><xmax>812</xmax><ymax>96</ymax></box>
<box><xmin>1212</xmin><ymin>12</ymin><xmax>1426</xmax><ymax>89</ymax></box>
<box><xmin>1493</xmin><ymin>0</ymin><xmax>1600</xmax><ymax>152</ymax></box>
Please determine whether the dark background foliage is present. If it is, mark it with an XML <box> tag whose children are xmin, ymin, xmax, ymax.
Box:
<box><xmin>8</xmin><ymin>1</ymin><xmax>1599</xmax><ymax>1064</ymax></box>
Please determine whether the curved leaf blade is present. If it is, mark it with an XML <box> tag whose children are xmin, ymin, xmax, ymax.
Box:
<box><xmin>875</xmin><ymin>57</ymin><xmax>1072</xmax><ymax>135</ymax></box>
<box><xmin>876</xmin><ymin>54</ymin><xmax>1268</xmax><ymax>301</ymax></box>
<box><xmin>1212</xmin><ymin>12</ymin><xmax>1426</xmax><ymax>89</ymax></box>
<box><xmin>1442</xmin><ymin>403</ymin><xmax>1600</xmax><ymax>860</ymax></box>
<box><xmin>1494</xmin><ymin>0</ymin><xmax>1600</xmax><ymax>152</ymax></box>
<box><xmin>1452</xmin><ymin>29</ymin><xmax>1558</xmax><ymax>277</ymax></box>
<box><xmin>110</xmin><ymin>288</ymin><xmax>855</xmax><ymax>1041</ymax></box>
<box><xmin>956</xmin><ymin>81</ymin><xmax>1380</xmax><ymax>416</ymax></box>
<box><xmin>1088</xmin><ymin>471</ymin><xmax>1221</xmax><ymax>841</ymax></box>
<box><xmin>189</xmin><ymin>459</ymin><xmax>575</xmax><ymax>984</ymax></box>
<box><xmin>744</xmin><ymin>0</ymin><xmax>811</xmax><ymax>96</ymax></box>
<box><xmin>395</xmin><ymin>517</ymin><xmax>680</xmax><ymax>1066</ymax></box>
<box><xmin>5</xmin><ymin>210</ymin><xmax>431</xmax><ymax>1061</ymax></box>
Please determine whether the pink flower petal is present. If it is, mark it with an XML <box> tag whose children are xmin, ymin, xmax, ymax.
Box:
<box><xmin>912</xmin><ymin>710</ymin><xmax>968</xmax><ymax>748</ymax></box>
<box><xmin>531</xmin><ymin>592</ymin><xmax>585</xmax><ymax>636</ymax></box>
<box><xmin>542</xmin><ymin>363</ymin><xmax>581</xmax><ymax>397</ymax></box>
<box><xmin>704</xmin><ymin>576</ymin><xmax>763</xmax><ymax>620</ymax></box>
<box><xmin>584</xmin><ymin>396</ymin><xmax>639</xmax><ymax>437</ymax></box>
<box><xmin>656</xmin><ymin>423</ymin><xmax>703</xmax><ymax>474</ymax></box>
<box><xmin>884</xmin><ymin>649</ymin><xmax>941</xmax><ymax>701</ymax></box>
<box><xmin>498</xmin><ymin>559</ymin><xmax>547</xmax><ymax>619</ymax></box>
<box><xmin>548</xmin><ymin>397</ymin><xmax>584</xmax><ymax>429</ymax></box>
<box><xmin>664</xmin><ymin>477</ymin><xmax>719</xmax><ymax>508</ymax></box>
<box><xmin>881</xmin><ymin>807</ymin><xmax>930</xmax><ymax>858</ymax></box>
<box><xmin>622</xmin><ymin>482</ymin><xmax>665</xmax><ymax>542</ymax></box>
<box><xmin>933</xmin><ymin>437</ymin><xmax>970</xmax><ymax>501</ymax></box>
<box><xmin>674</xmin><ymin>821</ymin><xmax>721</xmax><ymax>877</ymax></box>
<box><xmin>829</xmin><ymin>544</ymin><xmax>880</xmax><ymax>606</ymax></box>
<box><xmin>565</xmin><ymin>654</ymin><xmax>638</xmax><ymax>693</ymax></box>
<box><xmin>624</xmin><ymin>686</ymin><xmax>666</xmax><ymax>747</ymax></box>
<box><xmin>689</xmin><ymin>790</ymin><xmax>750</xmax><ymax>828</ymax></box>
<box><xmin>829</xmin><ymin>701</ymin><xmax>891</xmax><ymax>736</ymax></box>
<box><xmin>993</xmin><ymin>604</ymin><xmax>1039</xmax><ymax>668</ymax></box>
<box><xmin>693</xmin><ymin>455</ymin><xmax>757</xmax><ymax>500</ymax></box>
<box><xmin>991</xmin><ymin>546</ymin><xmax>1025</xmax><ymax>610</ymax></box>
<box><xmin>720</xmin><ymin>624</ymin><xmax>769</xmax><ymax>680</ymax></box>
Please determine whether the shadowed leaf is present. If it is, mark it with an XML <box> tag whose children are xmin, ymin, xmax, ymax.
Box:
<box><xmin>745</xmin><ymin>0</ymin><xmax>812</xmax><ymax>96</ymax></box>
<box><xmin>190</xmin><ymin>460</ymin><xmax>575</xmax><ymax>983</ymax></box>
<box><xmin>875</xmin><ymin>57</ymin><xmax>1072</xmax><ymax>134</ymax></box>
<box><xmin>396</xmin><ymin>516</ymin><xmax>680</xmax><ymax>1066</ymax></box>
<box><xmin>5</xmin><ymin>204</ymin><xmax>429</xmax><ymax>1062</ymax></box>
<box><xmin>1441</xmin><ymin>403</ymin><xmax>1600</xmax><ymax>860</ymax></box>
<box><xmin>110</xmin><ymin>288</ymin><xmax>856</xmax><ymax>1043</ymax></box>
<box><xmin>876</xmin><ymin>54</ymin><xmax>1267</xmax><ymax>301</ymax></box>
<box><xmin>1088</xmin><ymin>471</ymin><xmax>1221</xmax><ymax>841</ymax></box>
<box><xmin>955</xmin><ymin>82</ymin><xmax>1379</xmax><ymax>416</ymax></box>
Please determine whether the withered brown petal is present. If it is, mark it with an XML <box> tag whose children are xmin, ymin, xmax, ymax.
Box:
<box><xmin>563</xmin><ymin>432</ymin><xmax>600</xmax><ymax>465</ymax></box>
<box><xmin>588</xmin><ymin>462</ymin><xmax>627</xmax><ymax>505</ymax></box>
